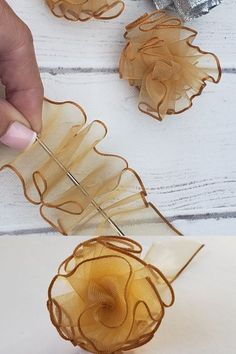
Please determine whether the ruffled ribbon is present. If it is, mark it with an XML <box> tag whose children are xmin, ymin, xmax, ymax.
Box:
<box><xmin>48</xmin><ymin>236</ymin><xmax>203</xmax><ymax>353</ymax></box>
<box><xmin>0</xmin><ymin>98</ymin><xmax>181</xmax><ymax>236</ymax></box>
<box><xmin>119</xmin><ymin>11</ymin><xmax>221</xmax><ymax>120</ymax></box>
<box><xmin>46</xmin><ymin>0</ymin><xmax>124</xmax><ymax>21</ymax></box>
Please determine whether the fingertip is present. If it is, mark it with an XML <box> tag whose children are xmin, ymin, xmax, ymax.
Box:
<box><xmin>7</xmin><ymin>87</ymin><xmax>44</xmax><ymax>134</ymax></box>
<box><xmin>0</xmin><ymin>98</ymin><xmax>31</xmax><ymax>137</ymax></box>
<box><xmin>0</xmin><ymin>121</ymin><xmax>37</xmax><ymax>151</ymax></box>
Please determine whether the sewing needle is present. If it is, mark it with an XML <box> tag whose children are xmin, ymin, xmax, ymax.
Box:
<box><xmin>36</xmin><ymin>136</ymin><xmax>125</xmax><ymax>236</ymax></box>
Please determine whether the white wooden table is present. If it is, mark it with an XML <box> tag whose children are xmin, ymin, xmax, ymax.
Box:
<box><xmin>1</xmin><ymin>0</ymin><xmax>236</xmax><ymax>235</ymax></box>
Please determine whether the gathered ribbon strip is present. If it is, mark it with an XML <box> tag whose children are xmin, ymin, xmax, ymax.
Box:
<box><xmin>0</xmin><ymin>98</ymin><xmax>181</xmax><ymax>236</ymax></box>
<box><xmin>154</xmin><ymin>0</ymin><xmax>222</xmax><ymax>21</ymax></box>
<box><xmin>46</xmin><ymin>0</ymin><xmax>125</xmax><ymax>21</ymax></box>
<box><xmin>47</xmin><ymin>236</ymin><xmax>203</xmax><ymax>353</ymax></box>
<box><xmin>119</xmin><ymin>11</ymin><xmax>221</xmax><ymax>121</ymax></box>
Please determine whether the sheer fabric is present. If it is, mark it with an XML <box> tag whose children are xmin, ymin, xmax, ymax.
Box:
<box><xmin>46</xmin><ymin>0</ymin><xmax>124</xmax><ymax>21</ymax></box>
<box><xmin>0</xmin><ymin>99</ymin><xmax>181</xmax><ymax>236</ymax></box>
<box><xmin>119</xmin><ymin>11</ymin><xmax>221</xmax><ymax>120</ymax></box>
<box><xmin>48</xmin><ymin>236</ymin><xmax>203</xmax><ymax>353</ymax></box>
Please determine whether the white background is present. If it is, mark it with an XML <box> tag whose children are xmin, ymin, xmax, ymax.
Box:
<box><xmin>0</xmin><ymin>0</ymin><xmax>236</xmax><ymax>235</ymax></box>
<box><xmin>0</xmin><ymin>236</ymin><xmax>235</xmax><ymax>354</ymax></box>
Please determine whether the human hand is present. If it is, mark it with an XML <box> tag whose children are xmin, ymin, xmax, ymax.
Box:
<box><xmin>0</xmin><ymin>0</ymin><xmax>43</xmax><ymax>150</ymax></box>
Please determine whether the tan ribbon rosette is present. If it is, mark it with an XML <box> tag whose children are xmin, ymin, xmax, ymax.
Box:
<box><xmin>0</xmin><ymin>99</ymin><xmax>181</xmax><ymax>236</ymax></box>
<box><xmin>46</xmin><ymin>0</ymin><xmax>124</xmax><ymax>21</ymax></box>
<box><xmin>47</xmin><ymin>236</ymin><xmax>203</xmax><ymax>353</ymax></box>
<box><xmin>119</xmin><ymin>11</ymin><xmax>221</xmax><ymax>121</ymax></box>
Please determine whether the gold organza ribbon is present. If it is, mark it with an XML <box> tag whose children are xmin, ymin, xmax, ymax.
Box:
<box><xmin>0</xmin><ymin>99</ymin><xmax>180</xmax><ymax>236</ymax></box>
<box><xmin>119</xmin><ymin>11</ymin><xmax>221</xmax><ymax>121</ymax></box>
<box><xmin>46</xmin><ymin>0</ymin><xmax>124</xmax><ymax>21</ymax></box>
<box><xmin>48</xmin><ymin>236</ymin><xmax>203</xmax><ymax>353</ymax></box>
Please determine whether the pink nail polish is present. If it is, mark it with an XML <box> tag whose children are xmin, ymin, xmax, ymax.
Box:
<box><xmin>0</xmin><ymin>121</ymin><xmax>37</xmax><ymax>151</ymax></box>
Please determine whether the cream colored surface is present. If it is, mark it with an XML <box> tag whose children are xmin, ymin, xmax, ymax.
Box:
<box><xmin>0</xmin><ymin>236</ymin><xmax>235</xmax><ymax>354</ymax></box>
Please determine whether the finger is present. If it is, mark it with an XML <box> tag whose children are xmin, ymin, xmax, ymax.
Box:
<box><xmin>2</xmin><ymin>41</ymin><xmax>44</xmax><ymax>133</ymax></box>
<box><xmin>0</xmin><ymin>1</ymin><xmax>44</xmax><ymax>133</ymax></box>
<box><xmin>0</xmin><ymin>98</ymin><xmax>36</xmax><ymax>150</ymax></box>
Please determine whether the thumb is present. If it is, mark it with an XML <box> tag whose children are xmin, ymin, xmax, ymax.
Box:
<box><xmin>0</xmin><ymin>98</ymin><xmax>37</xmax><ymax>151</ymax></box>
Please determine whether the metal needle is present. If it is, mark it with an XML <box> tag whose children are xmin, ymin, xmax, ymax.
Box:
<box><xmin>36</xmin><ymin>136</ymin><xmax>125</xmax><ymax>236</ymax></box>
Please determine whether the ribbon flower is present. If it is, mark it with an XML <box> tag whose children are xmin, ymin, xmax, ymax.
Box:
<box><xmin>47</xmin><ymin>236</ymin><xmax>175</xmax><ymax>353</ymax></box>
<box><xmin>46</xmin><ymin>0</ymin><xmax>124</xmax><ymax>21</ymax></box>
<box><xmin>119</xmin><ymin>11</ymin><xmax>221</xmax><ymax>121</ymax></box>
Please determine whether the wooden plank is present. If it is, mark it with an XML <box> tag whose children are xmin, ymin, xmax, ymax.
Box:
<box><xmin>0</xmin><ymin>215</ymin><xmax>236</xmax><ymax>235</ymax></box>
<box><xmin>8</xmin><ymin>0</ymin><xmax>235</xmax><ymax>69</ymax></box>
<box><xmin>0</xmin><ymin>71</ymin><xmax>235</xmax><ymax>235</ymax></box>
<box><xmin>1</xmin><ymin>0</ymin><xmax>235</xmax><ymax>235</ymax></box>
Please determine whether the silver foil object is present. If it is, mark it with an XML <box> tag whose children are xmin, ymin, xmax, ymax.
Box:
<box><xmin>154</xmin><ymin>0</ymin><xmax>222</xmax><ymax>20</ymax></box>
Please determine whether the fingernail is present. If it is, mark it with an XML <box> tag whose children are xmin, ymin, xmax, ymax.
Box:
<box><xmin>0</xmin><ymin>121</ymin><xmax>37</xmax><ymax>151</ymax></box>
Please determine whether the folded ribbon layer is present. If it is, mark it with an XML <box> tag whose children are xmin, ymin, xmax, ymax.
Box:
<box><xmin>0</xmin><ymin>99</ymin><xmax>181</xmax><ymax>236</ymax></box>
<box><xmin>46</xmin><ymin>0</ymin><xmax>124</xmax><ymax>21</ymax></box>
<box><xmin>47</xmin><ymin>236</ymin><xmax>203</xmax><ymax>353</ymax></box>
<box><xmin>119</xmin><ymin>11</ymin><xmax>221</xmax><ymax>121</ymax></box>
